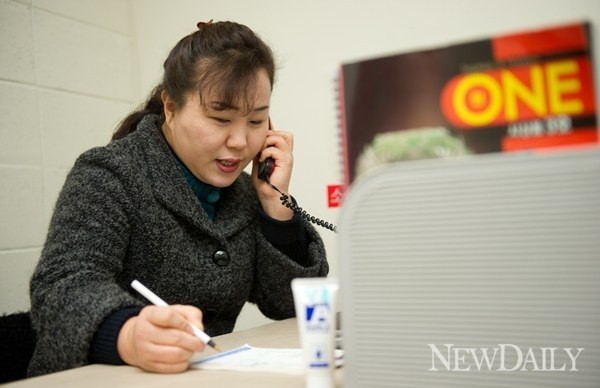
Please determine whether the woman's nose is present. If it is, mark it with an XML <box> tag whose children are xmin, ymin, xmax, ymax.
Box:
<box><xmin>226</xmin><ymin>126</ymin><xmax>248</xmax><ymax>149</ymax></box>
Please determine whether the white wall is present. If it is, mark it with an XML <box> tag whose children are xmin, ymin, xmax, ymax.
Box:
<box><xmin>1</xmin><ymin>0</ymin><xmax>599</xmax><ymax>332</ymax></box>
<box><xmin>0</xmin><ymin>0</ymin><xmax>135</xmax><ymax>313</ymax></box>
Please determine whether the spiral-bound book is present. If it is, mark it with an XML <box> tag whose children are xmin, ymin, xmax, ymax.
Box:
<box><xmin>336</xmin><ymin>21</ymin><xmax>598</xmax><ymax>187</ymax></box>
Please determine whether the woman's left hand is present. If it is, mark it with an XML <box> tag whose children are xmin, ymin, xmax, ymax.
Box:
<box><xmin>252</xmin><ymin>129</ymin><xmax>295</xmax><ymax>221</ymax></box>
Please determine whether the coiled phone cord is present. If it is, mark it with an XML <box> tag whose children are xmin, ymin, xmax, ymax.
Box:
<box><xmin>265</xmin><ymin>176</ymin><xmax>337</xmax><ymax>233</ymax></box>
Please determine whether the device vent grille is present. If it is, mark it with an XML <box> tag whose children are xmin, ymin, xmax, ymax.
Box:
<box><xmin>339</xmin><ymin>150</ymin><xmax>600</xmax><ymax>388</ymax></box>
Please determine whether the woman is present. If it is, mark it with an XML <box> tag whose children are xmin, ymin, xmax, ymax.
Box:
<box><xmin>28</xmin><ymin>20</ymin><xmax>328</xmax><ymax>376</ymax></box>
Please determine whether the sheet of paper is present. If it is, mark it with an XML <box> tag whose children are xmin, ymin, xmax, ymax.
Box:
<box><xmin>191</xmin><ymin>344</ymin><xmax>343</xmax><ymax>375</ymax></box>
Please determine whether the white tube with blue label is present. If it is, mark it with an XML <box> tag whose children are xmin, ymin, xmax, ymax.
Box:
<box><xmin>291</xmin><ymin>277</ymin><xmax>339</xmax><ymax>388</ymax></box>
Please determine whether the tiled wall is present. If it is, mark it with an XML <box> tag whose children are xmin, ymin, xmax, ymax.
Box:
<box><xmin>0</xmin><ymin>0</ymin><xmax>136</xmax><ymax>314</ymax></box>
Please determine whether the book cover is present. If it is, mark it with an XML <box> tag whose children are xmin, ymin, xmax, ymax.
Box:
<box><xmin>337</xmin><ymin>21</ymin><xmax>598</xmax><ymax>186</ymax></box>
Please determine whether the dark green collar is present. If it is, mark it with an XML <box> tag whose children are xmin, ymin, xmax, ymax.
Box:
<box><xmin>174</xmin><ymin>158</ymin><xmax>221</xmax><ymax>221</ymax></box>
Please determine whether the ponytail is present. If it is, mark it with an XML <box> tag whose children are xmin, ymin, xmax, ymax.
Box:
<box><xmin>111</xmin><ymin>84</ymin><xmax>164</xmax><ymax>141</ymax></box>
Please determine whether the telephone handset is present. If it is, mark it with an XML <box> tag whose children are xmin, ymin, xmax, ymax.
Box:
<box><xmin>257</xmin><ymin>157</ymin><xmax>275</xmax><ymax>181</ymax></box>
<box><xmin>257</xmin><ymin>157</ymin><xmax>336</xmax><ymax>232</ymax></box>
<box><xmin>258</xmin><ymin>118</ymin><xmax>276</xmax><ymax>181</ymax></box>
<box><xmin>258</xmin><ymin>117</ymin><xmax>336</xmax><ymax>232</ymax></box>
<box><xmin>257</xmin><ymin>125</ymin><xmax>336</xmax><ymax>232</ymax></box>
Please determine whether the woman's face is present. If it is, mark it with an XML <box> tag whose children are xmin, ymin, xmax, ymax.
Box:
<box><xmin>162</xmin><ymin>69</ymin><xmax>271</xmax><ymax>188</ymax></box>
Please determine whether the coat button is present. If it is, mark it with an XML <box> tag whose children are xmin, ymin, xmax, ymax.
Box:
<box><xmin>213</xmin><ymin>250</ymin><xmax>230</xmax><ymax>266</ymax></box>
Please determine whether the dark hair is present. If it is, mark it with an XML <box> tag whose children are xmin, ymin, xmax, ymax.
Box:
<box><xmin>112</xmin><ymin>21</ymin><xmax>275</xmax><ymax>141</ymax></box>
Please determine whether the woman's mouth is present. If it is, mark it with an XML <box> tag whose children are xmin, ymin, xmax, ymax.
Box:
<box><xmin>216</xmin><ymin>159</ymin><xmax>240</xmax><ymax>173</ymax></box>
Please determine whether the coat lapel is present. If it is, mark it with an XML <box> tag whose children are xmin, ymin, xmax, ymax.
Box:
<box><xmin>136</xmin><ymin>115</ymin><xmax>257</xmax><ymax>239</ymax></box>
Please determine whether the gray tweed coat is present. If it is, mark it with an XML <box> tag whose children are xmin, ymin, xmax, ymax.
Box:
<box><xmin>28</xmin><ymin>115</ymin><xmax>328</xmax><ymax>376</ymax></box>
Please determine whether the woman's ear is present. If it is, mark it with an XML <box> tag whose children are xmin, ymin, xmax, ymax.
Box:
<box><xmin>161</xmin><ymin>90</ymin><xmax>176</xmax><ymax>125</ymax></box>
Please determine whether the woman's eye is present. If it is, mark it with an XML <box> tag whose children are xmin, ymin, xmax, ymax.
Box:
<box><xmin>250</xmin><ymin>120</ymin><xmax>263</xmax><ymax>126</ymax></box>
<box><xmin>213</xmin><ymin>117</ymin><xmax>230</xmax><ymax>124</ymax></box>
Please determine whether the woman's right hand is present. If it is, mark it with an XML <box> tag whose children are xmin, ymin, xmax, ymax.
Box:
<box><xmin>117</xmin><ymin>305</ymin><xmax>206</xmax><ymax>373</ymax></box>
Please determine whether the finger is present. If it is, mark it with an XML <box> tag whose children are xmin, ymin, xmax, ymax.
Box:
<box><xmin>157</xmin><ymin>327</ymin><xmax>204</xmax><ymax>351</ymax></box>
<box><xmin>133</xmin><ymin>326</ymin><xmax>203</xmax><ymax>372</ymax></box>
<box><xmin>129</xmin><ymin>330</ymin><xmax>191</xmax><ymax>374</ymax></box>
<box><xmin>277</xmin><ymin>131</ymin><xmax>294</xmax><ymax>146</ymax></box>
<box><xmin>139</xmin><ymin>307</ymin><xmax>204</xmax><ymax>351</ymax></box>
<box><xmin>137</xmin><ymin>345</ymin><xmax>192</xmax><ymax>374</ymax></box>
<box><xmin>171</xmin><ymin>305</ymin><xmax>204</xmax><ymax>332</ymax></box>
<box><xmin>170</xmin><ymin>305</ymin><xmax>207</xmax><ymax>352</ymax></box>
<box><xmin>142</xmin><ymin>341</ymin><xmax>198</xmax><ymax>365</ymax></box>
<box><xmin>145</xmin><ymin>360</ymin><xmax>190</xmax><ymax>374</ymax></box>
<box><xmin>143</xmin><ymin>305</ymin><xmax>190</xmax><ymax>332</ymax></box>
<box><xmin>267</xmin><ymin>131</ymin><xmax>294</xmax><ymax>150</ymax></box>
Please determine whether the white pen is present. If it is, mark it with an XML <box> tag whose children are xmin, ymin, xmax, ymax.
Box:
<box><xmin>130</xmin><ymin>279</ymin><xmax>221</xmax><ymax>352</ymax></box>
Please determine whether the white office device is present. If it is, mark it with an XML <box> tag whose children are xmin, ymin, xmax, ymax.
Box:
<box><xmin>339</xmin><ymin>148</ymin><xmax>600</xmax><ymax>387</ymax></box>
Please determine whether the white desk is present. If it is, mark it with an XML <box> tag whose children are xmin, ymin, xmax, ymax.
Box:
<box><xmin>6</xmin><ymin>318</ymin><xmax>342</xmax><ymax>387</ymax></box>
